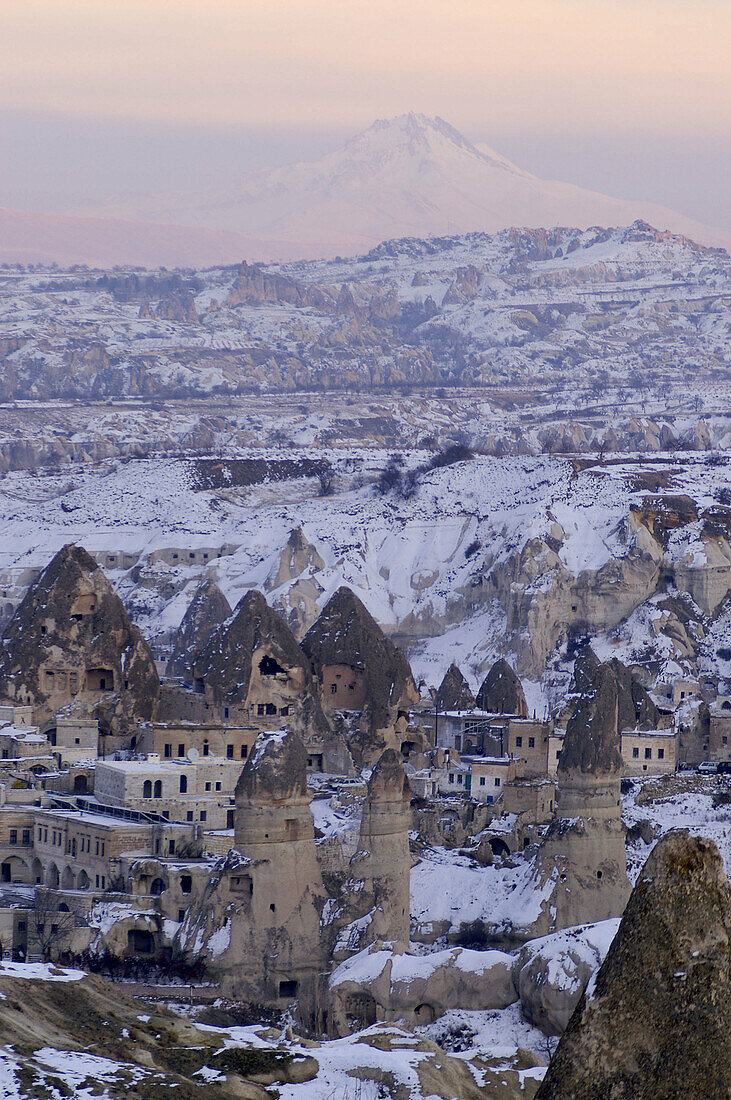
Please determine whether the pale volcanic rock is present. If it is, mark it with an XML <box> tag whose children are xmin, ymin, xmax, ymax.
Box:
<box><xmin>193</xmin><ymin>588</ymin><xmax>327</xmax><ymax>736</ymax></box>
<box><xmin>529</xmin><ymin>662</ymin><xmax>631</xmax><ymax>936</ymax></box>
<box><xmin>302</xmin><ymin>586</ymin><xmax>419</xmax><ymax>761</ymax></box>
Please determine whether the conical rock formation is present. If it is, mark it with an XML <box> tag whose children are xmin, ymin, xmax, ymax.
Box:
<box><xmin>0</xmin><ymin>544</ymin><xmax>158</xmax><ymax>735</ymax></box>
<box><xmin>436</xmin><ymin>663</ymin><xmax>475</xmax><ymax>711</ymax></box>
<box><xmin>529</xmin><ymin>662</ymin><xmax>630</xmax><ymax>935</ymax></box>
<box><xmin>194</xmin><ymin>588</ymin><xmax>327</xmax><ymax>736</ymax></box>
<box><xmin>476</xmin><ymin>658</ymin><xmax>528</xmax><ymax>716</ymax></box>
<box><xmin>302</xmin><ymin>586</ymin><xmax>418</xmax><ymax>760</ymax></box>
<box><xmin>165</xmin><ymin>578</ymin><xmax>231</xmax><ymax>678</ymax></box>
<box><xmin>537</xmin><ymin>831</ymin><xmax>731</xmax><ymax>1099</ymax></box>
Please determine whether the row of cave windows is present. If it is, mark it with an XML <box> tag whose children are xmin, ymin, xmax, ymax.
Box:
<box><xmin>42</xmin><ymin>668</ymin><xmax>121</xmax><ymax>692</ymax></box>
<box><xmin>632</xmin><ymin>746</ymin><xmax>666</xmax><ymax>760</ymax></box>
<box><xmin>162</xmin><ymin>742</ymin><xmax>249</xmax><ymax>759</ymax></box>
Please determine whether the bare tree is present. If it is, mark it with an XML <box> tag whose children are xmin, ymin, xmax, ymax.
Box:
<box><xmin>32</xmin><ymin>891</ymin><xmax>78</xmax><ymax>960</ymax></box>
<box><xmin>317</xmin><ymin>468</ymin><xmax>336</xmax><ymax>497</ymax></box>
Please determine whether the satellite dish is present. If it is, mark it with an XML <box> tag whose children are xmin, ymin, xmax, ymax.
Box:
<box><xmin>188</xmin><ymin>747</ymin><xmax>200</xmax><ymax>761</ymax></box>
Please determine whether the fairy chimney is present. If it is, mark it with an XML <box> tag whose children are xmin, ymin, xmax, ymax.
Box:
<box><xmin>166</xmin><ymin>578</ymin><xmax>231</xmax><ymax>678</ymax></box>
<box><xmin>354</xmin><ymin>748</ymin><xmax>412</xmax><ymax>945</ymax></box>
<box><xmin>0</xmin><ymin>544</ymin><xmax>158</xmax><ymax>736</ymax></box>
<box><xmin>226</xmin><ymin>728</ymin><xmax>327</xmax><ymax>1014</ymax></box>
<box><xmin>530</xmin><ymin>662</ymin><xmax>631</xmax><ymax>934</ymax></box>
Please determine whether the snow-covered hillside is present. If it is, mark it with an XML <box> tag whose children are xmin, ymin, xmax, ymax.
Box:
<box><xmin>0</xmin><ymin>221</ymin><xmax>728</xmax><ymax>407</ymax></box>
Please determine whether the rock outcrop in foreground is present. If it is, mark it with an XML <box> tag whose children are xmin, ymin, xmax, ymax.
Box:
<box><xmin>537</xmin><ymin>831</ymin><xmax>731</xmax><ymax>1099</ymax></box>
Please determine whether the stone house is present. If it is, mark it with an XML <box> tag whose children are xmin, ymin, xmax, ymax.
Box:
<box><xmin>437</xmin><ymin>710</ymin><xmax>552</xmax><ymax>778</ymax></box>
<box><xmin>137</xmin><ymin>721</ymin><xmax>257</xmax><ymax>764</ymax></box>
<box><xmin>0</xmin><ymin>726</ymin><xmax>51</xmax><ymax>761</ymax></box>
<box><xmin>0</xmin><ymin>802</ymin><xmax>193</xmax><ymax>890</ymax></box>
<box><xmin>95</xmin><ymin>756</ymin><xmax>241</xmax><ymax>829</ymax></box>
<box><xmin>620</xmin><ymin>729</ymin><xmax>677</xmax><ymax>775</ymax></box>
<box><xmin>501</xmin><ymin>778</ymin><xmax>556</xmax><ymax>823</ymax></box>
<box><xmin>48</xmin><ymin>716</ymin><xmax>99</xmax><ymax>765</ymax></box>
<box><xmin>466</xmin><ymin>756</ymin><xmax>515</xmax><ymax>803</ymax></box>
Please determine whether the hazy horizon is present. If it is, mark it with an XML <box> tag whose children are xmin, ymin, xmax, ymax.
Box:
<box><xmin>2</xmin><ymin>0</ymin><xmax>729</xmax><ymax>231</ymax></box>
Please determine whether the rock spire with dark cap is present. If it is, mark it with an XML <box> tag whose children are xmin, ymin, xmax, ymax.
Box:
<box><xmin>236</xmin><ymin>727</ymin><xmax>309</xmax><ymax>802</ymax></box>
<box><xmin>559</xmin><ymin>661</ymin><xmax>624</xmax><ymax>776</ymax></box>
<box><xmin>166</xmin><ymin>578</ymin><xmax>231</xmax><ymax>678</ymax></box>
<box><xmin>537</xmin><ymin>830</ymin><xmax>731</xmax><ymax>1100</ymax></box>
<box><xmin>566</xmin><ymin>646</ymin><xmax>659</xmax><ymax>733</ymax></box>
<box><xmin>476</xmin><ymin>658</ymin><xmax>528</xmax><ymax>716</ymax></box>
<box><xmin>302</xmin><ymin>586</ymin><xmax>418</xmax><ymax>734</ymax></box>
<box><xmin>194</xmin><ymin>589</ymin><xmax>310</xmax><ymax>703</ymax></box>
<box><xmin>436</xmin><ymin>663</ymin><xmax>475</xmax><ymax>711</ymax></box>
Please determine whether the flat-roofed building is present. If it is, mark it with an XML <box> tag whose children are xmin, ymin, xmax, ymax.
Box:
<box><xmin>137</xmin><ymin>722</ymin><xmax>257</xmax><ymax>764</ymax></box>
<box><xmin>620</xmin><ymin>729</ymin><xmax>677</xmax><ymax>776</ymax></box>
<box><xmin>467</xmin><ymin>756</ymin><xmax>515</xmax><ymax>803</ymax></box>
<box><xmin>709</xmin><ymin>705</ymin><xmax>731</xmax><ymax>763</ymax></box>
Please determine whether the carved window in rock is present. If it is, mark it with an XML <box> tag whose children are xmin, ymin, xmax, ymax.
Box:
<box><xmin>285</xmin><ymin>818</ymin><xmax>299</xmax><ymax>841</ymax></box>
<box><xmin>259</xmin><ymin>655</ymin><xmax>286</xmax><ymax>677</ymax></box>
<box><xmin>86</xmin><ymin>668</ymin><xmax>113</xmax><ymax>691</ymax></box>
<box><xmin>231</xmin><ymin>873</ymin><xmax>253</xmax><ymax>897</ymax></box>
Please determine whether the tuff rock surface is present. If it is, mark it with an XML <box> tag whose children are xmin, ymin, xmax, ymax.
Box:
<box><xmin>302</xmin><ymin>586</ymin><xmax>418</xmax><ymax>760</ymax></box>
<box><xmin>537</xmin><ymin>831</ymin><xmax>731</xmax><ymax>1099</ymax></box>
<box><xmin>435</xmin><ymin>663</ymin><xmax>475</xmax><ymax>711</ymax></box>
<box><xmin>0</xmin><ymin>543</ymin><xmax>158</xmax><ymax>735</ymax></box>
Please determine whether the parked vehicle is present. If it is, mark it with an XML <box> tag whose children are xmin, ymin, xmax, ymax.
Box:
<box><xmin>698</xmin><ymin>761</ymin><xmax>718</xmax><ymax>774</ymax></box>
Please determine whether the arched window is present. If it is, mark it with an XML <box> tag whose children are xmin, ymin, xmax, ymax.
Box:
<box><xmin>153</xmin><ymin>780</ymin><xmax>162</xmax><ymax>798</ymax></box>
<box><xmin>179</xmin><ymin>775</ymin><xmax>187</xmax><ymax>794</ymax></box>
<box><xmin>143</xmin><ymin>780</ymin><xmax>152</xmax><ymax>798</ymax></box>
<box><xmin>150</xmin><ymin>877</ymin><xmax>165</xmax><ymax>896</ymax></box>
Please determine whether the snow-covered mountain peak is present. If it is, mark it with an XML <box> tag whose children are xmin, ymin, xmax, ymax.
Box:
<box><xmin>324</xmin><ymin>112</ymin><xmax>529</xmax><ymax>179</ymax></box>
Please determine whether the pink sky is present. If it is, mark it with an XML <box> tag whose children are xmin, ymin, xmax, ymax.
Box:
<box><xmin>1</xmin><ymin>1</ymin><xmax>729</xmax><ymax>230</ymax></box>
<box><xmin>3</xmin><ymin>0</ymin><xmax>728</xmax><ymax>135</ymax></box>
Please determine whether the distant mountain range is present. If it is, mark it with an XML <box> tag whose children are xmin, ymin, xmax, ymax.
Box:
<box><xmin>2</xmin><ymin>113</ymin><xmax>729</xmax><ymax>267</ymax></box>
